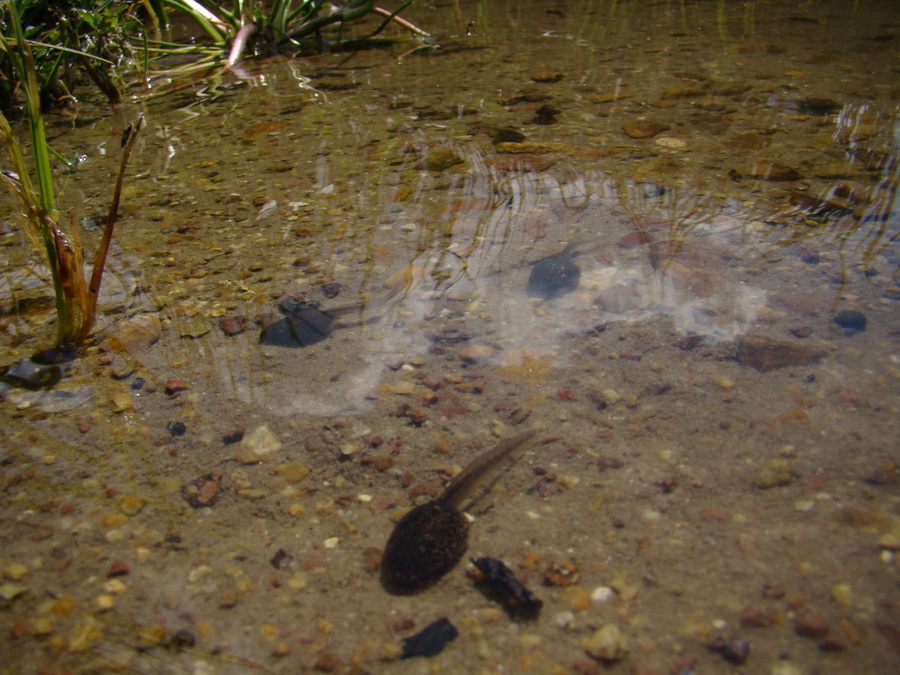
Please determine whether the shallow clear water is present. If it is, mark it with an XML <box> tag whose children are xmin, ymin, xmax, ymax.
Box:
<box><xmin>1</xmin><ymin>1</ymin><xmax>898</xmax><ymax>672</ymax></box>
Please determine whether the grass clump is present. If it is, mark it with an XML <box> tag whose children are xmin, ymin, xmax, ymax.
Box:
<box><xmin>1</xmin><ymin>2</ymin><xmax>141</xmax><ymax>350</ymax></box>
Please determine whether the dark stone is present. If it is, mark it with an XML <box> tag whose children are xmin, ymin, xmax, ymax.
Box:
<box><xmin>321</xmin><ymin>282</ymin><xmax>341</xmax><ymax>299</ymax></box>
<box><xmin>222</xmin><ymin>430</ymin><xmax>243</xmax><ymax>444</ymax></box>
<box><xmin>532</xmin><ymin>104</ymin><xmax>560</xmax><ymax>125</ymax></box>
<box><xmin>401</xmin><ymin>617</ymin><xmax>458</xmax><ymax>658</ymax></box>
<box><xmin>706</xmin><ymin>636</ymin><xmax>750</xmax><ymax>664</ymax></box>
<box><xmin>270</xmin><ymin>548</ymin><xmax>292</xmax><ymax>570</ymax></box>
<box><xmin>795</xmin><ymin>98</ymin><xmax>842</xmax><ymax>116</ymax></box>
<box><xmin>800</xmin><ymin>249</ymin><xmax>821</xmax><ymax>264</ymax></box>
<box><xmin>471</xmin><ymin>556</ymin><xmax>543</xmax><ymax>621</ymax></box>
<box><xmin>166</xmin><ymin>421</ymin><xmax>187</xmax><ymax>437</ymax></box>
<box><xmin>259</xmin><ymin>301</ymin><xmax>335</xmax><ymax>347</ymax></box>
<box><xmin>833</xmin><ymin>309</ymin><xmax>866</xmax><ymax>335</ymax></box>
<box><xmin>492</xmin><ymin>128</ymin><xmax>526</xmax><ymax>145</ymax></box>
<box><xmin>0</xmin><ymin>351</ymin><xmax>73</xmax><ymax>391</ymax></box>
<box><xmin>169</xmin><ymin>629</ymin><xmax>197</xmax><ymax>651</ymax></box>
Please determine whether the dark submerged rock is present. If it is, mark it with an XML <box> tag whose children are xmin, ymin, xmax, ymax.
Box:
<box><xmin>833</xmin><ymin>309</ymin><xmax>867</xmax><ymax>335</ymax></box>
<box><xmin>400</xmin><ymin>617</ymin><xmax>458</xmax><ymax>658</ymax></box>
<box><xmin>532</xmin><ymin>104</ymin><xmax>560</xmax><ymax>125</ymax></box>
<box><xmin>471</xmin><ymin>556</ymin><xmax>543</xmax><ymax>621</ymax></box>
<box><xmin>491</xmin><ymin>128</ymin><xmax>526</xmax><ymax>145</ymax></box>
<box><xmin>795</xmin><ymin>98</ymin><xmax>842</xmax><ymax>116</ymax></box>
<box><xmin>259</xmin><ymin>299</ymin><xmax>335</xmax><ymax>348</ymax></box>
<box><xmin>0</xmin><ymin>344</ymin><xmax>78</xmax><ymax>391</ymax></box>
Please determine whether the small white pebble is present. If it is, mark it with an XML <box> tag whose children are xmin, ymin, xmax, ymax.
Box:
<box><xmin>555</xmin><ymin>611</ymin><xmax>575</xmax><ymax>630</ymax></box>
<box><xmin>357</xmin><ymin>494</ymin><xmax>372</xmax><ymax>503</ymax></box>
<box><xmin>591</xmin><ymin>586</ymin><xmax>615</xmax><ymax>603</ymax></box>
<box><xmin>288</xmin><ymin>572</ymin><xmax>308</xmax><ymax>590</ymax></box>
<box><xmin>655</xmin><ymin>136</ymin><xmax>686</xmax><ymax>149</ymax></box>
<box><xmin>103</xmin><ymin>578</ymin><xmax>127</xmax><ymax>595</ymax></box>
<box><xmin>642</xmin><ymin>508</ymin><xmax>661</xmax><ymax>521</ymax></box>
<box><xmin>188</xmin><ymin>565</ymin><xmax>213</xmax><ymax>582</ymax></box>
<box><xmin>105</xmin><ymin>529</ymin><xmax>125</xmax><ymax>543</ymax></box>
<box><xmin>323</xmin><ymin>537</ymin><xmax>339</xmax><ymax>549</ymax></box>
<box><xmin>527</xmin><ymin>511</ymin><xmax>541</xmax><ymax>520</ymax></box>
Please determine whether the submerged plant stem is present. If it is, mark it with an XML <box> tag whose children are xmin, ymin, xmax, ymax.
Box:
<box><xmin>80</xmin><ymin>117</ymin><xmax>144</xmax><ymax>342</ymax></box>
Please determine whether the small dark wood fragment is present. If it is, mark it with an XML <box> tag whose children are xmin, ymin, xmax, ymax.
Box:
<box><xmin>705</xmin><ymin>636</ymin><xmax>750</xmax><ymax>664</ymax></box>
<box><xmin>270</xmin><ymin>548</ymin><xmax>292</xmax><ymax>570</ymax></box>
<box><xmin>400</xmin><ymin>617</ymin><xmax>458</xmax><ymax>658</ymax></box>
<box><xmin>470</xmin><ymin>556</ymin><xmax>543</xmax><ymax>620</ymax></box>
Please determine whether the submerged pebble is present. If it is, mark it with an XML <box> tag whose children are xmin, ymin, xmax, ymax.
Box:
<box><xmin>833</xmin><ymin>309</ymin><xmax>867</xmax><ymax>335</ymax></box>
<box><xmin>259</xmin><ymin>301</ymin><xmax>335</xmax><ymax>348</ymax></box>
<box><xmin>400</xmin><ymin>617</ymin><xmax>458</xmax><ymax>658</ymax></box>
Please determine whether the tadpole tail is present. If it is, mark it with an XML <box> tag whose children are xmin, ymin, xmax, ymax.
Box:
<box><xmin>442</xmin><ymin>430</ymin><xmax>540</xmax><ymax>510</ymax></box>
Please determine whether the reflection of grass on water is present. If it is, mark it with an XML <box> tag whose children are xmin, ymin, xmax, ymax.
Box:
<box><xmin>762</xmin><ymin>100</ymin><xmax>898</xmax><ymax>278</ymax></box>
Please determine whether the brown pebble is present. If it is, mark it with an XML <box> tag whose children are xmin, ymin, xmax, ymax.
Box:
<box><xmin>762</xmin><ymin>584</ymin><xmax>786</xmax><ymax>599</ymax></box>
<box><xmin>617</xmin><ymin>231</ymin><xmax>654</xmax><ymax>248</ymax></box>
<box><xmin>744</xmin><ymin>161</ymin><xmax>802</xmax><ymax>181</ymax></box>
<box><xmin>106</xmin><ymin>560</ymin><xmax>130</xmax><ymax>577</ymax></box>
<box><xmin>740</xmin><ymin>607</ymin><xmax>771</xmax><ymax>628</ymax></box>
<box><xmin>459</xmin><ymin>344</ymin><xmax>494</xmax><ymax>363</ymax></box>
<box><xmin>818</xmin><ymin>637</ymin><xmax>845</xmax><ymax>651</ymax></box>
<box><xmin>389</xmin><ymin>617</ymin><xmax>416</xmax><ymax>632</ymax></box>
<box><xmin>530</xmin><ymin>71</ymin><xmax>564</xmax><ymax>83</ymax></box>
<box><xmin>164</xmin><ymin>378</ymin><xmax>190</xmax><ymax>396</ymax></box>
<box><xmin>483</xmin><ymin>155</ymin><xmax>555</xmax><ymax>172</ymax></box>
<box><xmin>219</xmin><ymin>591</ymin><xmax>238</xmax><ymax>609</ymax></box>
<box><xmin>737</xmin><ymin>334</ymin><xmax>828</xmax><ymax>372</ymax></box>
<box><xmin>542</xmin><ymin>558</ymin><xmax>579</xmax><ymax>587</ymax></box>
<box><xmin>795</xmin><ymin>615</ymin><xmax>830</xmax><ymax>639</ymax></box>
<box><xmin>181</xmin><ymin>471</ymin><xmax>222</xmax><ymax>508</ymax></box>
<box><xmin>422</xmin><ymin>375</ymin><xmax>443</xmax><ymax>391</ymax></box>
<box><xmin>622</xmin><ymin>118</ymin><xmax>670</xmax><ymax>139</ymax></box>
<box><xmin>839</xmin><ymin>617</ymin><xmax>863</xmax><ymax>644</ymax></box>
<box><xmin>790</xmin><ymin>325</ymin><xmax>813</xmax><ymax>338</ymax></box>
<box><xmin>218</xmin><ymin>315</ymin><xmax>246</xmax><ymax>336</ymax></box>
<box><xmin>313</xmin><ymin>652</ymin><xmax>340</xmax><ymax>672</ymax></box>
<box><xmin>364</xmin><ymin>454</ymin><xmax>395</xmax><ymax>472</ymax></box>
<box><xmin>384</xmin><ymin>357</ymin><xmax>405</xmax><ymax>371</ymax></box>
